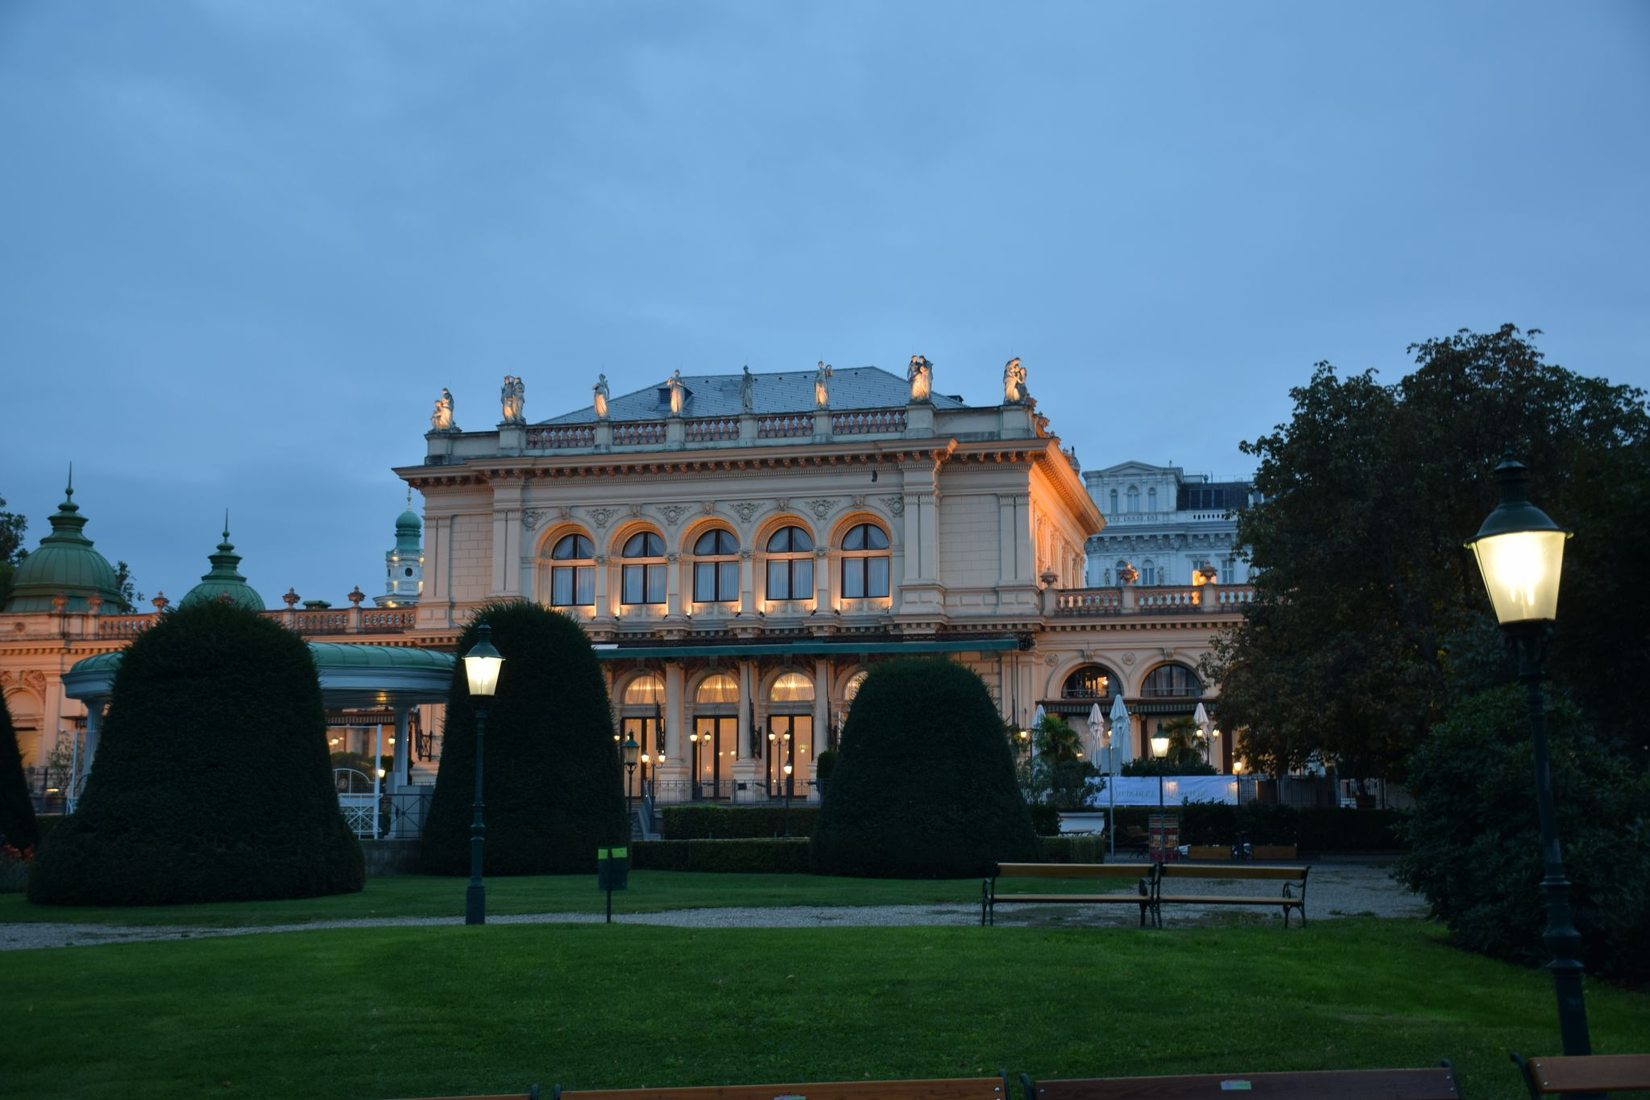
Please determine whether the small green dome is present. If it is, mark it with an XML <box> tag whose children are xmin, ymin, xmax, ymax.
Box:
<box><xmin>393</xmin><ymin>496</ymin><xmax>422</xmax><ymax>555</ymax></box>
<box><xmin>180</xmin><ymin>520</ymin><xmax>265</xmax><ymax>612</ymax></box>
<box><xmin>4</xmin><ymin>478</ymin><xmax>124</xmax><ymax>614</ymax></box>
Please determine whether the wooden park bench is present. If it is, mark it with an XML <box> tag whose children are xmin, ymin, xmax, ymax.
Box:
<box><xmin>982</xmin><ymin>862</ymin><xmax>1157</xmax><ymax>927</ymax></box>
<box><xmin>1022</xmin><ymin>1061</ymin><xmax>1462</xmax><ymax>1099</ymax></box>
<box><xmin>1512</xmin><ymin>1051</ymin><xmax>1650</xmax><ymax>1097</ymax></box>
<box><xmin>550</xmin><ymin>1074</ymin><xmax>1010</xmax><ymax>1099</ymax></box>
<box><xmin>1149</xmin><ymin>863</ymin><xmax>1309</xmax><ymax>928</ymax></box>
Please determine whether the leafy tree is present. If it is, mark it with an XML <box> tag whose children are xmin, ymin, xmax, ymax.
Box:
<box><xmin>1018</xmin><ymin>714</ymin><xmax>1098</xmax><ymax>809</ymax></box>
<box><xmin>28</xmin><ymin>600</ymin><xmax>364</xmax><ymax>905</ymax></box>
<box><xmin>420</xmin><ymin>600</ymin><xmax>626</xmax><ymax>876</ymax></box>
<box><xmin>112</xmin><ymin>560</ymin><xmax>142</xmax><ymax>613</ymax></box>
<box><xmin>1206</xmin><ymin>326</ymin><xmax>1650</xmax><ymax>780</ymax></box>
<box><xmin>1396</xmin><ymin>685</ymin><xmax>1650</xmax><ymax>985</ymax></box>
<box><xmin>0</xmin><ymin>492</ymin><xmax>26</xmax><ymax>607</ymax></box>
<box><xmin>811</xmin><ymin>659</ymin><xmax>1037</xmax><ymax>878</ymax></box>
<box><xmin>0</xmin><ymin>691</ymin><xmax>39</xmax><ymax>854</ymax></box>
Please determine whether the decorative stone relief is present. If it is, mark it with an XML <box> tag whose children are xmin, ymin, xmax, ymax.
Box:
<box><xmin>557</xmin><ymin>507</ymin><xmax>572</xmax><ymax>521</ymax></box>
<box><xmin>1122</xmin><ymin>651</ymin><xmax>1137</xmax><ymax>666</ymax></box>
<box><xmin>522</xmin><ymin>509</ymin><xmax>547</xmax><ymax>532</ymax></box>
<box><xmin>814</xmin><ymin>548</ymin><xmax>829</xmax><ymax>558</ymax></box>
<box><xmin>774</xmin><ymin>498</ymin><xmax>790</xmax><ymax>511</ymax></box>
<box><xmin>589</xmin><ymin>507</ymin><xmax>616</xmax><ymax>529</ymax></box>
<box><xmin>666</xmin><ymin>552</ymin><xmax>680</xmax><ymax>563</ymax></box>
<box><xmin>701</xmin><ymin>501</ymin><xmax>717</xmax><ymax>515</ymax></box>
<box><xmin>806</xmin><ymin>498</ymin><xmax>838</xmax><ymax>520</ymax></box>
<box><xmin>630</xmin><ymin>504</ymin><xmax>644</xmax><ymax>518</ymax></box>
<box><xmin>660</xmin><ymin>504</ymin><xmax>688</xmax><ymax>526</ymax></box>
<box><xmin>594</xmin><ymin>555</ymin><xmax>609</xmax><ymax>565</ymax></box>
<box><xmin>852</xmin><ymin>495</ymin><xmax>866</xmax><ymax>508</ymax></box>
<box><xmin>740</xmin><ymin>550</ymin><xmax>753</xmax><ymax>561</ymax></box>
<box><xmin>733</xmin><ymin>501</ymin><xmax>759</xmax><ymax>523</ymax></box>
<box><xmin>883</xmin><ymin>495</ymin><xmax>906</xmax><ymax>516</ymax></box>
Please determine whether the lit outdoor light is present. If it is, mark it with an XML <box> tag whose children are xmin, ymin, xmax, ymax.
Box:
<box><xmin>461</xmin><ymin>621</ymin><xmax>505</xmax><ymax>926</ymax></box>
<box><xmin>1466</xmin><ymin>458</ymin><xmax>1589</xmax><ymax>1057</ymax></box>
<box><xmin>1150</xmin><ymin>733</ymin><xmax>1169</xmax><ymax>758</ymax></box>
<box><xmin>1467</xmin><ymin>460</ymin><xmax>1570</xmax><ymax>624</ymax></box>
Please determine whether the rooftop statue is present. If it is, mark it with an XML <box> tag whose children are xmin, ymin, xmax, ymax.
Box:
<box><xmin>593</xmin><ymin>373</ymin><xmax>610</xmax><ymax>420</ymax></box>
<box><xmin>1003</xmin><ymin>356</ymin><xmax>1028</xmax><ymax>405</ymax></box>
<box><xmin>430</xmin><ymin>387</ymin><xmax>457</xmax><ymax>432</ymax></box>
<box><xmin>740</xmin><ymin>365</ymin><xmax>755</xmax><ymax>412</ymax></box>
<box><xmin>500</xmin><ymin>374</ymin><xmax>525</xmax><ymax>424</ymax></box>
<box><xmin>907</xmin><ymin>355</ymin><xmax>933</xmax><ymax>403</ymax></box>
<box><xmin>814</xmin><ymin>361</ymin><xmax>833</xmax><ymax>408</ymax></box>
<box><xmin>666</xmin><ymin>369</ymin><xmax>685</xmax><ymax>416</ymax></box>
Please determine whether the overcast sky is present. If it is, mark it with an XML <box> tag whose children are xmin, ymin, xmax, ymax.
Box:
<box><xmin>2</xmin><ymin>1</ymin><xmax>1646</xmax><ymax>607</ymax></box>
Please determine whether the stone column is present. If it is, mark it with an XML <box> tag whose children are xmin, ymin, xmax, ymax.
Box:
<box><xmin>811</xmin><ymin>658</ymin><xmax>830</xmax><ymax>802</ymax></box>
<box><xmin>734</xmin><ymin>661</ymin><xmax>759</xmax><ymax>800</ymax></box>
<box><xmin>664</xmin><ymin>663</ymin><xmax>686</xmax><ymax>801</ymax></box>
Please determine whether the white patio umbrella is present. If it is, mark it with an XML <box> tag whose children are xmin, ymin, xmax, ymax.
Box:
<box><xmin>1088</xmin><ymin>701</ymin><xmax>1108</xmax><ymax>854</ymax></box>
<box><xmin>1193</xmin><ymin>702</ymin><xmax>1210</xmax><ymax>764</ymax></box>
<box><xmin>1109</xmin><ymin>693</ymin><xmax>1132</xmax><ymax>764</ymax></box>
<box><xmin>1030</xmin><ymin>703</ymin><xmax>1046</xmax><ymax>767</ymax></box>
<box><xmin>1107</xmin><ymin>693</ymin><xmax>1131</xmax><ymax>857</ymax></box>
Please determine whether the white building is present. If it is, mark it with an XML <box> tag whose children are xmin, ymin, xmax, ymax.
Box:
<box><xmin>1082</xmin><ymin>461</ymin><xmax>1258</xmax><ymax>589</ymax></box>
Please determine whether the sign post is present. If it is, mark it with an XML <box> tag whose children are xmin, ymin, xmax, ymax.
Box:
<box><xmin>596</xmin><ymin>846</ymin><xmax>629</xmax><ymax>923</ymax></box>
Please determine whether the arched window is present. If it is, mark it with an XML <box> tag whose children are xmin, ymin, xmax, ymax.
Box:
<box><xmin>621</xmin><ymin>531</ymin><xmax>666</xmax><ymax>605</ymax></box>
<box><xmin>1109</xmin><ymin>488</ymin><xmax>1119</xmax><ymax>514</ymax></box>
<box><xmin>696</xmin><ymin>672</ymin><xmax>739</xmax><ymax>705</ymax></box>
<box><xmin>840</xmin><ymin>523</ymin><xmax>890</xmax><ymax>599</ymax></box>
<box><xmin>1147</xmin><ymin>486</ymin><xmax>1158</xmax><ymax>512</ymax></box>
<box><xmin>764</xmin><ymin>525</ymin><xmax>814</xmax><ymax>601</ymax></box>
<box><xmin>692</xmin><ymin>528</ymin><xmax>740</xmax><ymax>602</ymax></box>
<box><xmin>1061</xmin><ymin>665</ymin><xmax>1113</xmax><ymax>700</ymax></box>
<box><xmin>769</xmin><ymin>671</ymin><xmax>814</xmax><ymax>703</ymax></box>
<box><xmin>1142</xmin><ymin>664</ymin><xmax>1201</xmax><ymax>698</ymax></box>
<box><xmin>1142</xmin><ymin>558</ymin><xmax>1157</xmax><ymax>586</ymax></box>
<box><xmin>1220</xmin><ymin>557</ymin><xmax>1235</xmax><ymax>585</ymax></box>
<box><xmin>622</xmin><ymin>673</ymin><xmax>664</xmax><ymax>706</ymax></box>
<box><xmin>548</xmin><ymin>533</ymin><xmax>595</xmax><ymax>607</ymax></box>
<box><xmin>1126</xmin><ymin>485</ymin><xmax>1140</xmax><ymax>512</ymax></box>
<box><xmin>843</xmin><ymin>669</ymin><xmax>868</xmax><ymax>703</ymax></box>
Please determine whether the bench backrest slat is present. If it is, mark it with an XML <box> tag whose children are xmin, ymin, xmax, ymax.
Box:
<box><xmin>558</xmin><ymin>1077</ymin><xmax>1006</xmax><ymax>1099</ymax></box>
<box><xmin>1156</xmin><ymin>865</ymin><xmax>1306</xmax><ymax>881</ymax></box>
<box><xmin>1032</xmin><ymin>1067</ymin><xmax>1458</xmax><ymax>1100</ymax></box>
<box><xmin>1520</xmin><ymin>1053</ymin><xmax>1650</xmax><ymax>1094</ymax></box>
<box><xmin>996</xmin><ymin>863</ymin><xmax>1152</xmax><ymax>880</ymax></box>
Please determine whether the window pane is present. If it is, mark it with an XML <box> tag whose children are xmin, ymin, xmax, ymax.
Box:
<box><xmin>867</xmin><ymin>556</ymin><xmax>890</xmax><ymax>598</ymax></box>
<box><xmin>795</xmin><ymin>558</ymin><xmax>813</xmax><ymax>596</ymax></box>
<box><xmin>552</xmin><ymin>567</ymin><xmax>573</xmax><ymax>605</ymax></box>
<box><xmin>718</xmin><ymin>561</ymin><xmax>738</xmax><ymax>599</ymax></box>
<box><xmin>864</xmin><ymin>525</ymin><xmax>889</xmax><ymax>550</ymax></box>
<box><xmin>575</xmin><ymin>566</ymin><xmax>594</xmax><ymax>605</ymax></box>
<box><xmin>646</xmin><ymin>564</ymin><xmax>666</xmax><ymax>603</ymax></box>
<box><xmin>694</xmin><ymin>562</ymin><xmax>715</xmax><ymax>601</ymax></box>
<box><xmin>844</xmin><ymin>525</ymin><xmax>864</xmax><ymax>551</ymax></box>
<box><xmin>767</xmin><ymin>560</ymin><xmax>788</xmax><ymax>600</ymax></box>
<box><xmin>623</xmin><ymin>533</ymin><xmax>646</xmax><ymax>557</ymax></box>
<box><xmin>694</xmin><ymin>530</ymin><xmax>718</xmax><ymax>555</ymax></box>
<box><xmin>622</xmin><ymin>566</ymin><xmax>643</xmax><ymax>604</ymax></box>
<box><xmin>842</xmin><ymin>561</ymin><xmax>865</xmax><ymax>599</ymax></box>
<box><xmin>767</xmin><ymin>528</ymin><xmax>790</xmax><ymax>553</ymax></box>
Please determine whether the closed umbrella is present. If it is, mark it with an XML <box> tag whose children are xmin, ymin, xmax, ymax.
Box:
<box><xmin>1193</xmin><ymin>702</ymin><xmax>1210</xmax><ymax>765</ymax></box>
<box><xmin>1108</xmin><ymin>693</ymin><xmax>1131</xmax><ymax>857</ymax></box>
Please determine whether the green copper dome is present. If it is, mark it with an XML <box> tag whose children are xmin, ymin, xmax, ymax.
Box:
<box><xmin>180</xmin><ymin>518</ymin><xmax>265</xmax><ymax>611</ymax></box>
<box><xmin>3</xmin><ymin>476</ymin><xmax>123</xmax><ymax>614</ymax></box>
<box><xmin>394</xmin><ymin>507</ymin><xmax>422</xmax><ymax>554</ymax></box>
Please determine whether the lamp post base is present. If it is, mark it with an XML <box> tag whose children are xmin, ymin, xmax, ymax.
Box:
<box><xmin>465</xmin><ymin>882</ymin><xmax>486</xmax><ymax>926</ymax></box>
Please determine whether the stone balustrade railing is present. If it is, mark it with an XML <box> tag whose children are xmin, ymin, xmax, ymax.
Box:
<box><xmin>1052</xmin><ymin>584</ymin><xmax>1255</xmax><ymax>617</ymax></box>
<box><xmin>95</xmin><ymin>606</ymin><xmax>418</xmax><ymax>638</ymax></box>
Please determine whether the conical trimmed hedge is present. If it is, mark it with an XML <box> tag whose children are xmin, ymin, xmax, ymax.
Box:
<box><xmin>29</xmin><ymin>600</ymin><xmax>363</xmax><ymax>905</ymax></box>
<box><xmin>420</xmin><ymin>601</ymin><xmax>626</xmax><ymax>875</ymax></box>
<box><xmin>0</xmin><ymin>691</ymin><xmax>39</xmax><ymax>854</ymax></box>
<box><xmin>811</xmin><ymin>658</ymin><xmax>1038</xmax><ymax>878</ymax></box>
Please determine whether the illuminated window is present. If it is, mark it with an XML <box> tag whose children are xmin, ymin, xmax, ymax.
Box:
<box><xmin>764</xmin><ymin>525</ymin><xmax>814</xmax><ymax>601</ymax></box>
<box><xmin>1142</xmin><ymin>664</ymin><xmax>1201</xmax><ymax>698</ymax></box>
<box><xmin>696</xmin><ymin>672</ymin><xmax>740</xmax><ymax>705</ymax></box>
<box><xmin>623</xmin><ymin>673</ymin><xmax>664</xmax><ymax>706</ymax></box>
<box><xmin>840</xmin><ymin>523</ymin><xmax>890</xmax><ymax>599</ymax></box>
<box><xmin>1061</xmin><ymin>665</ymin><xmax>1113</xmax><ymax>700</ymax></box>
<box><xmin>692</xmin><ymin>529</ymin><xmax>740</xmax><ymax>602</ymax></box>
<box><xmin>548</xmin><ymin>533</ymin><xmax>595</xmax><ymax>607</ymax></box>
<box><xmin>843</xmin><ymin>669</ymin><xmax>868</xmax><ymax>703</ymax></box>
<box><xmin>769</xmin><ymin>671</ymin><xmax>815</xmax><ymax>703</ymax></box>
<box><xmin>621</xmin><ymin>531</ymin><xmax>666</xmax><ymax>605</ymax></box>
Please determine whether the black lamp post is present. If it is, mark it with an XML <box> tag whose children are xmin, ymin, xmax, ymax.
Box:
<box><xmin>622</xmin><ymin>734</ymin><xmax>639</xmax><ymax>833</ymax></box>
<box><xmin>462</xmin><ymin>621</ymin><xmax>504</xmax><ymax>926</ymax></box>
<box><xmin>1466</xmin><ymin>459</ymin><xmax>1589</xmax><ymax>1055</ymax></box>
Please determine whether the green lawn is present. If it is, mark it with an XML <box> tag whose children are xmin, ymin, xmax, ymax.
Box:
<box><xmin>3</xmin><ymin>913</ymin><xmax>1646</xmax><ymax>1100</ymax></box>
<box><xmin>0</xmin><ymin>869</ymin><xmax>1127</xmax><ymax>927</ymax></box>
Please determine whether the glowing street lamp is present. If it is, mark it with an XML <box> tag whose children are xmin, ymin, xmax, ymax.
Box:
<box><xmin>462</xmin><ymin>621</ymin><xmax>504</xmax><ymax>926</ymax></box>
<box><xmin>1466</xmin><ymin>458</ymin><xmax>1587</xmax><ymax>1056</ymax></box>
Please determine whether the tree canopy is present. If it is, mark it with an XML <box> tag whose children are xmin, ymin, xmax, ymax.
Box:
<box><xmin>1206</xmin><ymin>325</ymin><xmax>1650</xmax><ymax>779</ymax></box>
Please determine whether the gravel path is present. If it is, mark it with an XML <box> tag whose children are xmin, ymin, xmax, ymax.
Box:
<box><xmin>0</xmin><ymin>863</ymin><xmax>1427</xmax><ymax>951</ymax></box>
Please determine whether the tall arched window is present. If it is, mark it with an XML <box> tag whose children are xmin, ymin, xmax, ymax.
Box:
<box><xmin>769</xmin><ymin>671</ymin><xmax>815</xmax><ymax>703</ymax></box>
<box><xmin>1147</xmin><ymin>486</ymin><xmax>1158</xmax><ymax>512</ymax></box>
<box><xmin>621</xmin><ymin>531</ymin><xmax>666</xmax><ymax>605</ymax></box>
<box><xmin>692</xmin><ymin>528</ymin><xmax>740</xmax><ymax>602</ymax></box>
<box><xmin>620</xmin><ymin>672</ymin><xmax>666</xmax><ymax>759</ymax></box>
<box><xmin>1126</xmin><ymin>485</ymin><xmax>1140</xmax><ymax>512</ymax></box>
<box><xmin>548</xmin><ymin>533</ymin><xmax>595</xmax><ymax>607</ymax></box>
<box><xmin>696</xmin><ymin>672</ymin><xmax>739</xmax><ymax>705</ymax></box>
<box><xmin>692</xmin><ymin>672</ymin><xmax>739</xmax><ymax>800</ymax></box>
<box><xmin>841</xmin><ymin>522</ymin><xmax>890</xmax><ymax>599</ymax></box>
<box><xmin>843</xmin><ymin>669</ymin><xmax>868</xmax><ymax>703</ymax></box>
<box><xmin>1142</xmin><ymin>664</ymin><xmax>1202</xmax><ymax>698</ymax></box>
<box><xmin>1142</xmin><ymin>558</ymin><xmax>1157</xmax><ymax>586</ymax></box>
<box><xmin>764</xmin><ymin>525</ymin><xmax>814</xmax><ymax>602</ymax></box>
<box><xmin>1109</xmin><ymin>488</ymin><xmax>1119</xmax><ymax>514</ymax></box>
<box><xmin>1061</xmin><ymin>665</ymin><xmax>1114</xmax><ymax>700</ymax></box>
<box><xmin>1221</xmin><ymin>557</ymin><xmax>1235</xmax><ymax>585</ymax></box>
<box><xmin>623</xmin><ymin>673</ymin><xmax>664</xmax><ymax>706</ymax></box>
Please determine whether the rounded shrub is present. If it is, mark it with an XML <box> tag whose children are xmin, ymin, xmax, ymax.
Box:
<box><xmin>0</xmin><ymin>690</ymin><xmax>39</xmax><ymax>854</ymax></box>
<box><xmin>420</xmin><ymin>601</ymin><xmax>625</xmax><ymax>875</ymax></box>
<box><xmin>29</xmin><ymin>600</ymin><xmax>364</xmax><ymax>905</ymax></box>
<box><xmin>1396</xmin><ymin>684</ymin><xmax>1650</xmax><ymax>985</ymax></box>
<box><xmin>811</xmin><ymin>658</ymin><xmax>1037</xmax><ymax>878</ymax></box>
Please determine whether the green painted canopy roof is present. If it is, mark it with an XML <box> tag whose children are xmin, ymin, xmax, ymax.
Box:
<box><xmin>64</xmin><ymin>643</ymin><xmax>455</xmax><ymax>704</ymax></box>
<box><xmin>180</xmin><ymin>520</ymin><xmax>265</xmax><ymax>611</ymax></box>
<box><xmin>3</xmin><ymin>478</ymin><xmax>124</xmax><ymax>614</ymax></box>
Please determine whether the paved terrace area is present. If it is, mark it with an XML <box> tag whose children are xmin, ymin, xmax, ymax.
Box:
<box><xmin>0</xmin><ymin>864</ymin><xmax>1426</xmax><ymax>951</ymax></box>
